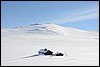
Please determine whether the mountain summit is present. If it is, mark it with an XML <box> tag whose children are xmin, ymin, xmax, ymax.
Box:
<box><xmin>1</xmin><ymin>23</ymin><xmax>98</xmax><ymax>38</ymax></box>
<box><xmin>11</xmin><ymin>23</ymin><xmax>86</xmax><ymax>35</ymax></box>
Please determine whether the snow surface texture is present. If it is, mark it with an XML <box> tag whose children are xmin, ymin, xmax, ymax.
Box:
<box><xmin>1</xmin><ymin>23</ymin><xmax>99</xmax><ymax>66</ymax></box>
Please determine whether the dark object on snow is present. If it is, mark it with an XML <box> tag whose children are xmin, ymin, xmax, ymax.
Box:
<box><xmin>38</xmin><ymin>48</ymin><xmax>64</xmax><ymax>56</ymax></box>
<box><xmin>53</xmin><ymin>52</ymin><xmax>64</xmax><ymax>56</ymax></box>
<box><xmin>44</xmin><ymin>50</ymin><xmax>53</xmax><ymax>55</ymax></box>
<box><xmin>38</xmin><ymin>48</ymin><xmax>53</xmax><ymax>55</ymax></box>
<box><xmin>44</xmin><ymin>48</ymin><xmax>47</xmax><ymax>51</ymax></box>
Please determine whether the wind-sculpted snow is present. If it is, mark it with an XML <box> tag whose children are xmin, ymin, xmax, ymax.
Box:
<box><xmin>1</xmin><ymin>23</ymin><xmax>99</xmax><ymax>66</ymax></box>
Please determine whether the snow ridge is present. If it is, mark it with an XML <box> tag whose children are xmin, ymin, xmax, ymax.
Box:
<box><xmin>1</xmin><ymin>23</ymin><xmax>98</xmax><ymax>37</ymax></box>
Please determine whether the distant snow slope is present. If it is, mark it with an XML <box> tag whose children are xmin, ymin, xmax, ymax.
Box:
<box><xmin>1</xmin><ymin>23</ymin><xmax>98</xmax><ymax>38</ymax></box>
<box><xmin>1</xmin><ymin>23</ymin><xmax>99</xmax><ymax>66</ymax></box>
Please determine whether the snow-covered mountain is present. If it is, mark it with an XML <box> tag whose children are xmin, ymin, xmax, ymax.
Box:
<box><xmin>1</xmin><ymin>23</ymin><xmax>99</xmax><ymax>66</ymax></box>
<box><xmin>1</xmin><ymin>23</ymin><xmax>98</xmax><ymax>38</ymax></box>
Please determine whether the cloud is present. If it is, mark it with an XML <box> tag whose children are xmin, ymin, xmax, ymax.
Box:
<box><xmin>44</xmin><ymin>6</ymin><xmax>99</xmax><ymax>24</ymax></box>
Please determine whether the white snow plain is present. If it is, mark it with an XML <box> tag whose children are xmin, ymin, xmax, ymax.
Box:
<box><xmin>1</xmin><ymin>23</ymin><xmax>99</xmax><ymax>66</ymax></box>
